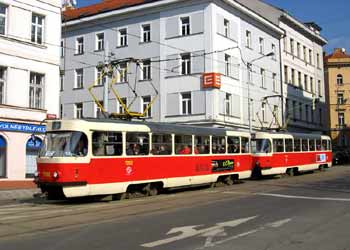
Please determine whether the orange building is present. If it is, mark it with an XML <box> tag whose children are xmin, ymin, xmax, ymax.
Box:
<box><xmin>324</xmin><ymin>48</ymin><xmax>350</xmax><ymax>148</ymax></box>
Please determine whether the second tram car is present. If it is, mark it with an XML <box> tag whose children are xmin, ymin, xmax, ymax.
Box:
<box><xmin>36</xmin><ymin>119</ymin><xmax>253</xmax><ymax>199</ymax></box>
<box><xmin>251</xmin><ymin>132</ymin><xmax>332</xmax><ymax>176</ymax></box>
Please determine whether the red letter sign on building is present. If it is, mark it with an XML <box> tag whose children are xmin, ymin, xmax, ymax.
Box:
<box><xmin>202</xmin><ymin>73</ymin><xmax>221</xmax><ymax>89</ymax></box>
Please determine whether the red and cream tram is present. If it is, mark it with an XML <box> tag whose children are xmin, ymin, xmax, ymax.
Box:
<box><xmin>251</xmin><ymin>132</ymin><xmax>332</xmax><ymax>176</ymax></box>
<box><xmin>36</xmin><ymin>119</ymin><xmax>252</xmax><ymax>199</ymax></box>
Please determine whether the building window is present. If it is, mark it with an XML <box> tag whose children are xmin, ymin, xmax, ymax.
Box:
<box><xmin>284</xmin><ymin>65</ymin><xmax>288</xmax><ymax>83</ymax></box>
<box><xmin>303</xmin><ymin>46</ymin><xmax>307</xmax><ymax>61</ymax></box>
<box><xmin>96</xmin><ymin>67</ymin><xmax>107</xmax><ymax>86</ymax></box>
<box><xmin>259</xmin><ymin>37</ymin><xmax>264</xmax><ymax>54</ymax></box>
<box><xmin>290</xmin><ymin>38</ymin><xmax>294</xmax><ymax>55</ymax></box>
<box><xmin>304</xmin><ymin>74</ymin><xmax>308</xmax><ymax>91</ymax></box>
<box><xmin>305</xmin><ymin>105</ymin><xmax>309</xmax><ymax>122</ymax></box>
<box><xmin>118</xmin><ymin>63</ymin><xmax>128</xmax><ymax>83</ymax></box>
<box><xmin>317</xmin><ymin>53</ymin><xmax>320</xmax><ymax>68</ymax></box>
<box><xmin>96</xmin><ymin>33</ymin><xmax>104</xmax><ymax>51</ymax></box>
<box><xmin>142</xmin><ymin>24</ymin><xmax>151</xmax><ymax>43</ymax></box>
<box><xmin>60</xmin><ymin>40</ymin><xmax>64</xmax><ymax>57</ymax></box>
<box><xmin>76</xmin><ymin>36</ymin><xmax>84</xmax><ymax>55</ymax></box>
<box><xmin>310</xmin><ymin>77</ymin><xmax>314</xmax><ymax>94</ymax></box>
<box><xmin>60</xmin><ymin>72</ymin><xmax>64</xmax><ymax>91</ymax></box>
<box><xmin>338</xmin><ymin>113</ymin><xmax>345</xmax><ymax>127</ymax></box>
<box><xmin>0</xmin><ymin>67</ymin><xmax>6</xmax><ymax>104</ymax></box>
<box><xmin>318</xmin><ymin>80</ymin><xmax>322</xmax><ymax>97</ymax></box>
<box><xmin>141</xmin><ymin>59</ymin><xmax>151</xmax><ymax>80</ymax></box>
<box><xmin>246</xmin><ymin>30</ymin><xmax>251</xmax><ymax>48</ymax></box>
<box><xmin>338</xmin><ymin>93</ymin><xmax>344</xmax><ymax>105</ymax></box>
<box><xmin>261</xmin><ymin>102</ymin><xmax>266</xmax><ymax>122</ymax></box>
<box><xmin>337</xmin><ymin>74</ymin><xmax>343</xmax><ymax>85</ymax></box>
<box><xmin>273</xmin><ymin>105</ymin><xmax>278</xmax><ymax>124</ymax></box>
<box><xmin>298</xmin><ymin>72</ymin><xmax>302</xmax><ymax>88</ymax></box>
<box><xmin>75</xmin><ymin>69</ymin><xmax>84</xmax><ymax>88</ymax></box>
<box><xmin>297</xmin><ymin>42</ymin><xmax>301</xmax><ymax>58</ymax></box>
<box><xmin>286</xmin><ymin>99</ymin><xmax>289</xmax><ymax>119</ymax></box>
<box><xmin>181</xmin><ymin>53</ymin><xmax>191</xmax><ymax>75</ymax></box>
<box><xmin>181</xmin><ymin>17</ymin><xmax>190</xmax><ymax>36</ymax></box>
<box><xmin>225</xmin><ymin>93</ymin><xmax>231</xmax><ymax>116</ymax></box>
<box><xmin>309</xmin><ymin>49</ymin><xmax>313</xmax><ymax>64</ymax></box>
<box><xmin>271</xmin><ymin>44</ymin><xmax>276</xmax><ymax>60</ymax></box>
<box><xmin>75</xmin><ymin>103</ymin><xmax>83</xmax><ymax>119</ymax></box>
<box><xmin>181</xmin><ymin>92</ymin><xmax>191</xmax><ymax>115</ymax></box>
<box><xmin>60</xmin><ymin>104</ymin><xmax>63</xmax><ymax>118</ymax></box>
<box><xmin>292</xmin><ymin>100</ymin><xmax>296</xmax><ymax>120</ymax></box>
<box><xmin>260</xmin><ymin>68</ymin><xmax>265</xmax><ymax>88</ymax></box>
<box><xmin>119</xmin><ymin>28</ymin><xmax>127</xmax><ymax>47</ymax></box>
<box><xmin>291</xmin><ymin>68</ymin><xmax>295</xmax><ymax>85</ymax></box>
<box><xmin>225</xmin><ymin>54</ymin><xmax>231</xmax><ymax>77</ymax></box>
<box><xmin>224</xmin><ymin>19</ymin><xmax>230</xmax><ymax>37</ymax></box>
<box><xmin>272</xmin><ymin>73</ymin><xmax>277</xmax><ymax>92</ymax></box>
<box><xmin>119</xmin><ymin>98</ymin><xmax>127</xmax><ymax>114</ymax></box>
<box><xmin>29</xmin><ymin>72</ymin><xmax>44</xmax><ymax>109</ymax></box>
<box><xmin>142</xmin><ymin>96</ymin><xmax>152</xmax><ymax>118</ymax></box>
<box><xmin>31</xmin><ymin>14</ymin><xmax>45</xmax><ymax>44</ymax></box>
<box><xmin>0</xmin><ymin>5</ymin><xmax>7</xmax><ymax>35</ymax></box>
<box><xmin>299</xmin><ymin>102</ymin><xmax>303</xmax><ymax>120</ymax></box>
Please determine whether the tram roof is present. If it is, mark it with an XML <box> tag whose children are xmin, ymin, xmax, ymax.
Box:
<box><xmin>77</xmin><ymin>118</ymin><xmax>249</xmax><ymax>136</ymax></box>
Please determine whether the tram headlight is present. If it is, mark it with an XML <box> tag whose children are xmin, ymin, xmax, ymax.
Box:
<box><xmin>53</xmin><ymin>171</ymin><xmax>59</xmax><ymax>179</ymax></box>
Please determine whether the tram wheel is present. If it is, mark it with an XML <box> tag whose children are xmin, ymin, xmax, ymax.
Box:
<box><xmin>319</xmin><ymin>165</ymin><xmax>325</xmax><ymax>172</ymax></box>
<box><xmin>149</xmin><ymin>186</ymin><xmax>159</xmax><ymax>196</ymax></box>
<box><xmin>286</xmin><ymin>168</ymin><xmax>294</xmax><ymax>177</ymax></box>
<box><xmin>225</xmin><ymin>176</ymin><xmax>234</xmax><ymax>185</ymax></box>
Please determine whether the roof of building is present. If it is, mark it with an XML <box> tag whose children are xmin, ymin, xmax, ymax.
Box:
<box><xmin>325</xmin><ymin>48</ymin><xmax>350</xmax><ymax>61</ymax></box>
<box><xmin>63</xmin><ymin>0</ymin><xmax>157</xmax><ymax>22</ymax></box>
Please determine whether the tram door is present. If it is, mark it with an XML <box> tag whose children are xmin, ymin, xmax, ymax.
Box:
<box><xmin>0</xmin><ymin>136</ymin><xmax>6</xmax><ymax>178</ymax></box>
<box><xmin>26</xmin><ymin>137</ymin><xmax>42</xmax><ymax>178</ymax></box>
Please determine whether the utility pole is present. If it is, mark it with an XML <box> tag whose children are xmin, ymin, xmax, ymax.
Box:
<box><xmin>103</xmin><ymin>41</ymin><xmax>111</xmax><ymax>113</ymax></box>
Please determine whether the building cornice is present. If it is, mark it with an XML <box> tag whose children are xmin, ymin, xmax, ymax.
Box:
<box><xmin>280</xmin><ymin>13</ymin><xmax>327</xmax><ymax>45</ymax></box>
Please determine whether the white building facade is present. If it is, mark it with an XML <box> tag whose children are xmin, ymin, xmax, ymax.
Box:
<box><xmin>236</xmin><ymin>0</ymin><xmax>328</xmax><ymax>133</ymax></box>
<box><xmin>0</xmin><ymin>0</ymin><xmax>61</xmax><ymax>180</ymax></box>
<box><xmin>61</xmin><ymin>0</ymin><xmax>283</xmax><ymax>132</ymax></box>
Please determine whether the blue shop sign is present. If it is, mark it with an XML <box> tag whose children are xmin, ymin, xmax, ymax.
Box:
<box><xmin>0</xmin><ymin>122</ymin><xmax>46</xmax><ymax>134</ymax></box>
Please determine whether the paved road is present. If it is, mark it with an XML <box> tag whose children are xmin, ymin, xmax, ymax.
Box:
<box><xmin>0</xmin><ymin>166</ymin><xmax>350</xmax><ymax>250</ymax></box>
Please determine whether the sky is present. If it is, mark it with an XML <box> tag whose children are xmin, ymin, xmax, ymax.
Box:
<box><xmin>76</xmin><ymin>0</ymin><xmax>350</xmax><ymax>54</ymax></box>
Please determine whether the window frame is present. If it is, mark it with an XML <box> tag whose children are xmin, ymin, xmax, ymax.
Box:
<box><xmin>29</xmin><ymin>72</ymin><xmax>44</xmax><ymax>109</ymax></box>
<box><xmin>0</xmin><ymin>4</ymin><xmax>7</xmax><ymax>35</ymax></box>
<box><xmin>119</xmin><ymin>28</ymin><xmax>128</xmax><ymax>47</ymax></box>
<box><xmin>95</xmin><ymin>32</ymin><xmax>105</xmax><ymax>51</ymax></box>
<box><xmin>31</xmin><ymin>13</ymin><xmax>45</xmax><ymax>44</ymax></box>
<box><xmin>141</xmin><ymin>24</ymin><xmax>151</xmax><ymax>43</ymax></box>
<box><xmin>75</xmin><ymin>36</ymin><xmax>84</xmax><ymax>55</ymax></box>
<box><xmin>181</xmin><ymin>92</ymin><xmax>192</xmax><ymax>115</ymax></box>
<box><xmin>180</xmin><ymin>16</ymin><xmax>190</xmax><ymax>36</ymax></box>
<box><xmin>75</xmin><ymin>68</ymin><xmax>84</xmax><ymax>89</ymax></box>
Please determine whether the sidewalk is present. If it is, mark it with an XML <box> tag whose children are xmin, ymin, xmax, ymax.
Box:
<box><xmin>0</xmin><ymin>181</ymin><xmax>40</xmax><ymax>201</ymax></box>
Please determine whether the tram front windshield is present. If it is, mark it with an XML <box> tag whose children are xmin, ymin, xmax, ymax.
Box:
<box><xmin>40</xmin><ymin>131</ymin><xmax>88</xmax><ymax>157</ymax></box>
<box><xmin>252</xmin><ymin>139</ymin><xmax>272</xmax><ymax>154</ymax></box>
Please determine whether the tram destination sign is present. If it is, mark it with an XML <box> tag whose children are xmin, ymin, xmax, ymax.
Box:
<box><xmin>211</xmin><ymin>159</ymin><xmax>234</xmax><ymax>172</ymax></box>
<box><xmin>0</xmin><ymin>122</ymin><xmax>46</xmax><ymax>134</ymax></box>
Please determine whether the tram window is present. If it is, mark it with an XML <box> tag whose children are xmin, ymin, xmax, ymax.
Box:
<box><xmin>126</xmin><ymin>133</ymin><xmax>149</xmax><ymax>156</ymax></box>
<box><xmin>41</xmin><ymin>131</ymin><xmax>88</xmax><ymax>157</ymax></box>
<box><xmin>151</xmin><ymin>134</ymin><xmax>172</xmax><ymax>155</ymax></box>
<box><xmin>302</xmin><ymin>139</ymin><xmax>308</xmax><ymax>151</ymax></box>
<box><xmin>285</xmin><ymin>139</ymin><xmax>294</xmax><ymax>152</ymax></box>
<box><xmin>227</xmin><ymin>137</ymin><xmax>240</xmax><ymax>154</ymax></box>
<box><xmin>92</xmin><ymin>132</ymin><xmax>122</xmax><ymax>156</ymax></box>
<box><xmin>212</xmin><ymin>136</ymin><xmax>226</xmax><ymax>154</ymax></box>
<box><xmin>309</xmin><ymin>139</ymin><xmax>316</xmax><ymax>151</ymax></box>
<box><xmin>273</xmin><ymin>139</ymin><xmax>284</xmax><ymax>153</ymax></box>
<box><xmin>194</xmin><ymin>136</ymin><xmax>210</xmax><ymax>154</ymax></box>
<box><xmin>294</xmin><ymin>139</ymin><xmax>301</xmax><ymax>152</ymax></box>
<box><xmin>175</xmin><ymin>135</ymin><xmax>192</xmax><ymax>155</ymax></box>
<box><xmin>321</xmin><ymin>140</ymin><xmax>327</xmax><ymax>151</ymax></box>
<box><xmin>328</xmin><ymin>140</ymin><xmax>332</xmax><ymax>151</ymax></box>
<box><xmin>241</xmin><ymin>137</ymin><xmax>250</xmax><ymax>153</ymax></box>
<box><xmin>316</xmin><ymin>140</ymin><xmax>322</xmax><ymax>151</ymax></box>
<box><xmin>251</xmin><ymin>139</ymin><xmax>271</xmax><ymax>153</ymax></box>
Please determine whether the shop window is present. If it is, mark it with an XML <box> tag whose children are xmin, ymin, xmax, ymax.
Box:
<box><xmin>26</xmin><ymin>136</ymin><xmax>42</xmax><ymax>178</ymax></box>
<box><xmin>0</xmin><ymin>135</ymin><xmax>6</xmax><ymax>178</ymax></box>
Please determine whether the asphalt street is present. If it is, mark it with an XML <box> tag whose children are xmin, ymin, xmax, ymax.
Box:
<box><xmin>0</xmin><ymin>166</ymin><xmax>350</xmax><ymax>250</ymax></box>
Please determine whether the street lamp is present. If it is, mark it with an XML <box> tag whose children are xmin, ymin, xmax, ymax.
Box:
<box><xmin>247</xmin><ymin>52</ymin><xmax>275</xmax><ymax>133</ymax></box>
